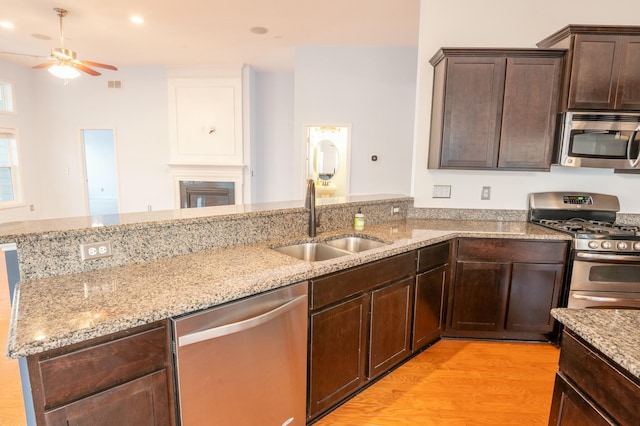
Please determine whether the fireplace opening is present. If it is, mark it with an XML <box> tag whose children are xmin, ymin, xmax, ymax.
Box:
<box><xmin>179</xmin><ymin>181</ymin><xmax>235</xmax><ymax>208</ymax></box>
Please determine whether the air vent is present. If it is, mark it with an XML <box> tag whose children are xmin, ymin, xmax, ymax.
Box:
<box><xmin>107</xmin><ymin>80</ymin><xmax>122</xmax><ymax>89</ymax></box>
<box><xmin>573</xmin><ymin>113</ymin><xmax>640</xmax><ymax>123</ymax></box>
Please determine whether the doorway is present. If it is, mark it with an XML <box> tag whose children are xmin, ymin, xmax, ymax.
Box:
<box><xmin>306</xmin><ymin>125</ymin><xmax>350</xmax><ymax>198</ymax></box>
<box><xmin>81</xmin><ymin>129</ymin><xmax>120</xmax><ymax>217</ymax></box>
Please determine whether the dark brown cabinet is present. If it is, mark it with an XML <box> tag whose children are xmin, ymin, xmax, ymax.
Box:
<box><xmin>308</xmin><ymin>294</ymin><xmax>369</xmax><ymax>418</ymax></box>
<box><xmin>43</xmin><ymin>371</ymin><xmax>170</xmax><ymax>426</ymax></box>
<box><xmin>369</xmin><ymin>277</ymin><xmax>413</xmax><ymax>378</ymax></box>
<box><xmin>307</xmin><ymin>252</ymin><xmax>415</xmax><ymax>420</ymax></box>
<box><xmin>428</xmin><ymin>49</ymin><xmax>564</xmax><ymax>171</ymax></box>
<box><xmin>445</xmin><ymin>239</ymin><xmax>567</xmax><ymax>341</ymax></box>
<box><xmin>27</xmin><ymin>322</ymin><xmax>174</xmax><ymax>426</ymax></box>
<box><xmin>412</xmin><ymin>241</ymin><xmax>450</xmax><ymax>351</ymax></box>
<box><xmin>549</xmin><ymin>330</ymin><xmax>640</xmax><ymax>425</ymax></box>
<box><xmin>538</xmin><ymin>25</ymin><xmax>640</xmax><ymax>111</ymax></box>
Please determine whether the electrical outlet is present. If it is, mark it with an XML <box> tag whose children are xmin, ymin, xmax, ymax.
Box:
<box><xmin>80</xmin><ymin>241</ymin><xmax>113</xmax><ymax>261</ymax></box>
<box><xmin>481</xmin><ymin>186</ymin><xmax>491</xmax><ymax>200</ymax></box>
<box><xmin>391</xmin><ymin>206</ymin><xmax>400</xmax><ymax>215</ymax></box>
<box><xmin>432</xmin><ymin>185</ymin><xmax>451</xmax><ymax>198</ymax></box>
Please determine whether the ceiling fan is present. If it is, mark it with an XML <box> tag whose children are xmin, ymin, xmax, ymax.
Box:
<box><xmin>12</xmin><ymin>8</ymin><xmax>117</xmax><ymax>79</ymax></box>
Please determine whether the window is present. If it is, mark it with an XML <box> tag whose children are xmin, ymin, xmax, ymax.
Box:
<box><xmin>0</xmin><ymin>128</ymin><xmax>22</xmax><ymax>206</ymax></box>
<box><xmin>0</xmin><ymin>80</ymin><xmax>15</xmax><ymax>113</ymax></box>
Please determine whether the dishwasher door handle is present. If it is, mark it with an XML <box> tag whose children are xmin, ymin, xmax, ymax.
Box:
<box><xmin>178</xmin><ymin>295</ymin><xmax>307</xmax><ymax>347</ymax></box>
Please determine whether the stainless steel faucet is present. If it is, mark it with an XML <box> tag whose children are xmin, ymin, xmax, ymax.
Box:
<box><xmin>305</xmin><ymin>179</ymin><xmax>317</xmax><ymax>237</ymax></box>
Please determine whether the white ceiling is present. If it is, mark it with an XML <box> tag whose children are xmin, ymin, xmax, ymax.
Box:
<box><xmin>0</xmin><ymin>0</ymin><xmax>420</xmax><ymax>72</ymax></box>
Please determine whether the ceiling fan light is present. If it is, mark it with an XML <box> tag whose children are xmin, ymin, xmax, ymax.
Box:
<box><xmin>48</xmin><ymin>64</ymin><xmax>81</xmax><ymax>79</ymax></box>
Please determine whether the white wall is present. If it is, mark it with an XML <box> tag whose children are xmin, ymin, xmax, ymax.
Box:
<box><xmin>250</xmin><ymin>72</ymin><xmax>295</xmax><ymax>203</ymax></box>
<box><xmin>0</xmin><ymin>63</ymin><xmax>173</xmax><ymax>220</ymax></box>
<box><xmin>1</xmin><ymin>46</ymin><xmax>418</xmax><ymax>222</ymax></box>
<box><xmin>0</xmin><ymin>60</ymin><xmax>40</xmax><ymax>222</ymax></box>
<box><xmin>294</xmin><ymin>46</ymin><xmax>418</xmax><ymax>200</ymax></box>
<box><xmin>413</xmin><ymin>0</ymin><xmax>640</xmax><ymax>214</ymax></box>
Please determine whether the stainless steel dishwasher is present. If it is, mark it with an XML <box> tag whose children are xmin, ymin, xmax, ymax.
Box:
<box><xmin>171</xmin><ymin>282</ymin><xmax>308</xmax><ymax>426</ymax></box>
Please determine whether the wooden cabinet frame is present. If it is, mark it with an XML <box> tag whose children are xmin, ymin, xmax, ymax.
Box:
<box><xmin>428</xmin><ymin>48</ymin><xmax>564</xmax><ymax>171</ymax></box>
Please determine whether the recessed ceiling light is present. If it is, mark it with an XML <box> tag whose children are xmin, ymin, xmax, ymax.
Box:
<box><xmin>0</xmin><ymin>21</ymin><xmax>15</xmax><ymax>30</ymax></box>
<box><xmin>130</xmin><ymin>15</ymin><xmax>144</xmax><ymax>24</ymax></box>
<box><xmin>250</xmin><ymin>26</ymin><xmax>268</xmax><ymax>35</ymax></box>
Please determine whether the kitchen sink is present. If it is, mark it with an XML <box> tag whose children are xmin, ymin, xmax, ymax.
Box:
<box><xmin>324</xmin><ymin>236</ymin><xmax>388</xmax><ymax>252</ymax></box>
<box><xmin>272</xmin><ymin>235</ymin><xmax>389</xmax><ymax>261</ymax></box>
<box><xmin>271</xmin><ymin>242</ymin><xmax>351</xmax><ymax>261</ymax></box>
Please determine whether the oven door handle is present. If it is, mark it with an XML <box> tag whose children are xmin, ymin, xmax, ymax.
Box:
<box><xmin>572</xmin><ymin>293</ymin><xmax>640</xmax><ymax>303</ymax></box>
<box><xmin>628</xmin><ymin>123</ymin><xmax>640</xmax><ymax>167</ymax></box>
<box><xmin>576</xmin><ymin>252</ymin><xmax>640</xmax><ymax>262</ymax></box>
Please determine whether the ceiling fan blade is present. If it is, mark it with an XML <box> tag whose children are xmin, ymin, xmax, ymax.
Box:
<box><xmin>0</xmin><ymin>51</ymin><xmax>48</xmax><ymax>59</ymax></box>
<box><xmin>74</xmin><ymin>63</ymin><xmax>101</xmax><ymax>76</ymax></box>
<box><xmin>81</xmin><ymin>60</ymin><xmax>118</xmax><ymax>71</ymax></box>
<box><xmin>32</xmin><ymin>60</ymin><xmax>58</xmax><ymax>69</ymax></box>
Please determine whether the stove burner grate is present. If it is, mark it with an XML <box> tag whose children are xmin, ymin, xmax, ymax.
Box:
<box><xmin>536</xmin><ymin>218</ymin><xmax>639</xmax><ymax>236</ymax></box>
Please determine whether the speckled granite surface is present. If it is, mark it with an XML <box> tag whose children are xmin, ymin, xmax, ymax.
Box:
<box><xmin>7</xmin><ymin>219</ymin><xmax>568</xmax><ymax>358</ymax></box>
<box><xmin>409</xmin><ymin>207</ymin><xmax>528</xmax><ymax>221</ymax></box>
<box><xmin>1</xmin><ymin>196</ymin><xmax>413</xmax><ymax>281</ymax></box>
<box><xmin>551</xmin><ymin>308</ymin><xmax>640</xmax><ymax>380</ymax></box>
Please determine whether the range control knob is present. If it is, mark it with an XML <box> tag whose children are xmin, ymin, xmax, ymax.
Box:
<box><xmin>601</xmin><ymin>241</ymin><xmax>612</xmax><ymax>250</ymax></box>
<box><xmin>617</xmin><ymin>241</ymin><xmax>629</xmax><ymax>251</ymax></box>
<box><xmin>634</xmin><ymin>242</ymin><xmax>640</xmax><ymax>251</ymax></box>
<box><xmin>588</xmin><ymin>241</ymin><xmax>600</xmax><ymax>249</ymax></box>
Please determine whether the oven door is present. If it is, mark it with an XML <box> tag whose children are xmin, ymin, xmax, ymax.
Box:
<box><xmin>568</xmin><ymin>252</ymin><xmax>640</xmax><ymax>308</ymax></box>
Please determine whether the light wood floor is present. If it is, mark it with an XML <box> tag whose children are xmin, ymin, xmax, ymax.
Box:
<box><xmin>0</xmin><ymin>252</ymin><xmax>27</xmax><ymax>426</ymax></box>
<box><xmin>314</xmin><ymin>340</ymin><xmax>560</xmax><ymax>426</ymax></box>
<box><xmin>1</xmin><ymin>257</ymin><xmax>559</xmax><ymax>426</ymax></box>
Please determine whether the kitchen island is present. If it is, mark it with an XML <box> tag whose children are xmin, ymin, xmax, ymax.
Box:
<box><xmin>3</xmin><ymin>197</ymin><xmax>572</xmax><ymax>425</ymax></box>
<box><xmin>6</xmin><ymin>218</ymin><xmax>565</xmax><ymax>358</ymax></box>
<box><xmin>549</xmin><ymin>308</ymin><xmax>640</xmax><ymax>424</ymax></box>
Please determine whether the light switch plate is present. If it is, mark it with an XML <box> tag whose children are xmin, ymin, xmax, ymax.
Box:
<box><xmin>481</xmin><ymin>186</ymin><xmax>491</xmax><ymax>200</ymax></box>
<box><xmin>432</xmin><ymin>185</ymin><xmax>451</xmax><ymax>198</ymax></box>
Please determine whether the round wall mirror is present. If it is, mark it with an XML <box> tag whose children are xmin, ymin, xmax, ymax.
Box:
<box><xmin>314</xmin><ymin>139</ymin><xmax>339</xmax><ymax>180</ymax></box>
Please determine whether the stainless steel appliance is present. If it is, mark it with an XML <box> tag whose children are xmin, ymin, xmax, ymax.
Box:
<box><xmin>557</xmin><ymin>111</ymin><xmax>640</xmax><ymax>170</ymax></box>
<box><xmin>171</xmin><ymin>282</ymin><xmax>308</xmax><ymax>425</ymax></box>
<box><xmin>529</xmin><ymin>192</ymin><xmax>640</xmax><ymax>309</ymax></box>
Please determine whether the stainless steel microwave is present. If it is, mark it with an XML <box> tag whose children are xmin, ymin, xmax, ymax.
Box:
<box><xmin>557</xmin><ymin>111</ymin><xmax>640</xmax><ymax>170</ymax></box>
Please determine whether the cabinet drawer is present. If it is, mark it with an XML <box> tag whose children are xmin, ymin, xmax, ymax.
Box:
<box><xmin>32</xmin><ymin>324</ymin><xmax>168</xmax><ymax>408</ymax></box>
<box><xmin>560</xmin><ymin>330</ymin><xmax>640</xmax><ymax>425</ymax></box>
<box><xmin>417</xmin><ymin>241</ymin><xmax>450</xmax><ymax>273</ymax></box>
<box><xmin>44</xmin><ymin>370</ymin><xmax>171</xmax><ymax>426</ymax></box>
<box><xmin>310</xmin><ymin>252</ymin><xmax>414</xmax><ymax>310</ymax></box>
<box><xmin>457</xmin><ymin>239</ymin><xmax>567</xmax><ymax>263</ymax></box>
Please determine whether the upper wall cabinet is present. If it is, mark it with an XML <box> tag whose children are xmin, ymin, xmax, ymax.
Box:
<box><xmin>538</xmin><ymin>25</ymin><xmax>640</xmax><ymax>111</ymax></box>
<box><xmin>428</xmin><ymin>49</ymin><xmax>564</xmax><ymax>171</ymax></box>
<box><xmin>168</xmin><ymin>78</ymin><xmax>243</xmax><ymax>165</ymax></box>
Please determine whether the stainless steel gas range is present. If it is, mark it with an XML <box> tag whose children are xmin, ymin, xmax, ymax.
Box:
<box><xmin>528</xmin><ymin>192</ymin><xmax>640</xmax><ymax>309</ymax></box>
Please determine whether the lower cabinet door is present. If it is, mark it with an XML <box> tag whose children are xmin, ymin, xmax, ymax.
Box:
<box><xmin>308</xmin><ymin>294</ymin><xmax>369</xmax><ymax>419</ymax></box>
<box><xmin>549</xmin><ymin>374</ymin><xmax>615</xmax><ymax>426</ymax></box>
<box><xmin>413</xmin><ymin>265</ymin><xmax>447</xmax><ymax>351</ymax></box>
<box><xmin>368</xmin><ymin>278</ymin><xmax>413</xmax><ymax>379</ymax></box>
<box><xmin>44</xmin><ymin>370</ymin><xmax>171</xmax><ymax>426</ymax></box>
<box><xmin>506</xmin><ymin>263</ymin><xmax>563</xmax><ymax>332</ymax></box>
<box><xmin>450</xmin><ymin>261</ymin><xmax>510</xmax><ymax>331</ymax></box>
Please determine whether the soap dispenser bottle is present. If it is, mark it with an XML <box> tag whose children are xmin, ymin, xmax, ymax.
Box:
<box><xmin>354</xmin><ymin>208</ymin><xmax>365</xmax><ymax>231</ymax></box>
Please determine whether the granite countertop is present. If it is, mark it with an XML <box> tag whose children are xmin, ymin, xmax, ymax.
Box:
<box><xmin>551</xmin><ymin>308</ymin><xmax>640</xmax><ymax>380</ymax></box>
<box><xmin>7</xmin><ymin>219</ymin><xmax>568</xmax><ymax>358</ymax></box>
